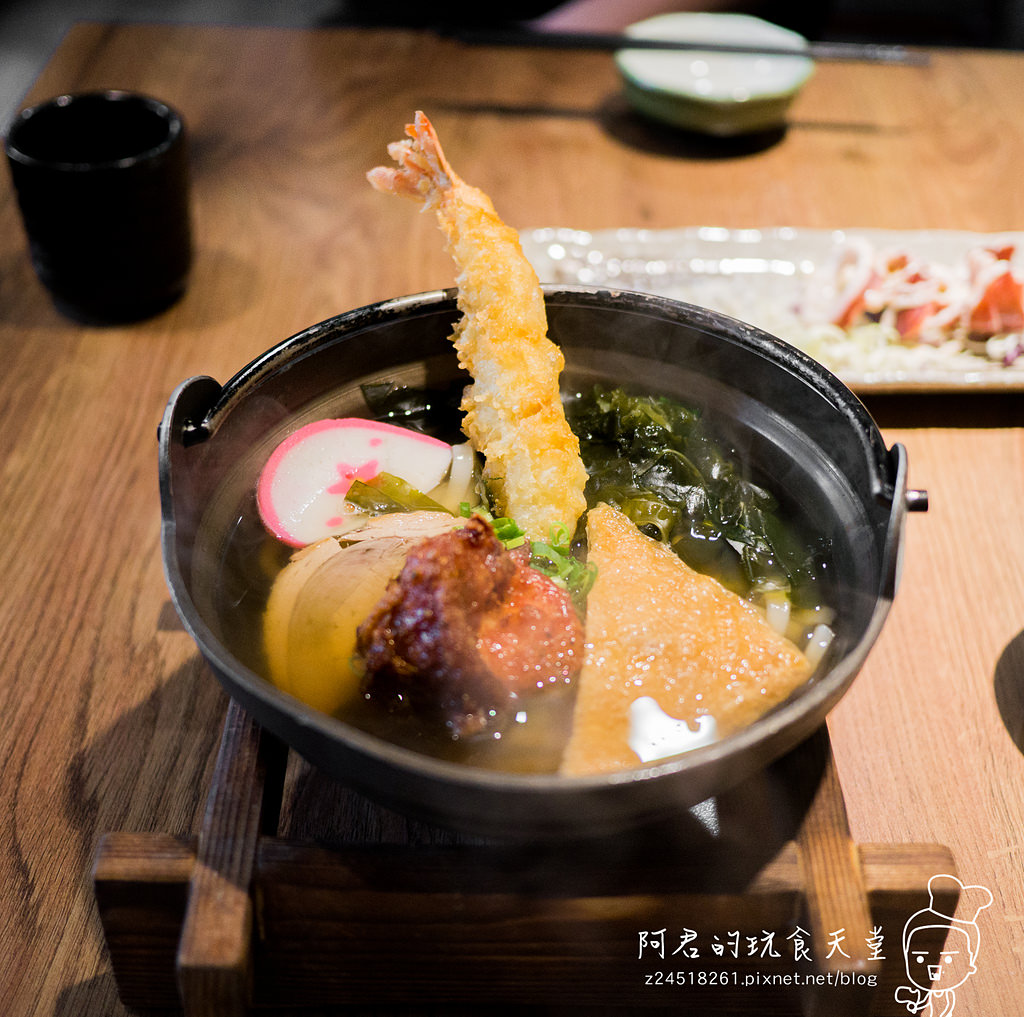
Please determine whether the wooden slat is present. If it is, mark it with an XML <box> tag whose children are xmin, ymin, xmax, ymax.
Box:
<box><xmin>175</xmin><ymin>700</ymin><xmax>274</xmax><ymax>1016</ymax></box>
<box><xmin>252</xmin><ymin>837</ymin><xmax>802</xmax><ymax>1012</ymax></box>
<box><xmin>857</xmin><ymin>843</ymin><xmax>959</xmax><ymax>1012</ymax></box>
<box><xmin>794</xmin><ymin>730</ymin><xmax>880</xmax><ymax>1017</ymax></box>
<box><xmin>797</xmin><ymin>733</ymin><xmax>876</xmax><ymax>972</ymax></box>
<box><xmin>93</xmin><ymin>832</ymin><xmax>196</xmax><ymax>1012</ymax></box>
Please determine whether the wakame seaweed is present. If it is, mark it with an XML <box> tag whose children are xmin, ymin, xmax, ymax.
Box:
<box><xmin>363</xmin><ymin>380</ymin><xmax>830</xmax><ymax>609</ymax></box>
<box><xmin>567</xmin><ymin>385</ymin><xmax>831</xmax><ymax>606</ymax></box>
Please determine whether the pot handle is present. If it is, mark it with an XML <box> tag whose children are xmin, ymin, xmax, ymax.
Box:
<box><xmin>880</xmin><ymin>442</ymin><xmax>928</xmax><ymax>601</ymax></box>
<box><xmin>158</xmin><ymin>374</ymin><xmax>222</xmax><ymax>532</ymax></box>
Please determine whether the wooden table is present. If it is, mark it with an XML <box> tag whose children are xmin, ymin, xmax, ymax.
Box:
<box><xmin>3</xmin><ymin>21</ymin><xmax>1024</xmax><ymax>1016</ymax></box>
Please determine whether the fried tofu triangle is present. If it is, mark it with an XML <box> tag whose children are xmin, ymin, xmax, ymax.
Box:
<box><xmin>561</xmin><ymin>503</ymin><xmax>812</xmax><ymax>777</ymax></box>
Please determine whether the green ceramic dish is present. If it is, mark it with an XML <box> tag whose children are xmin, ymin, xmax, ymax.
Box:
<box><xmin>615</xmin><ymin>12</ymin><xmax>815</xmax><ymax>136</ymax></box>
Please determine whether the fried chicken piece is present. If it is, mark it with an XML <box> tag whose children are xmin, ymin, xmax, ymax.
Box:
<box><xmin>357</xmin><ymin>516</ymin><xmax>583</xmax><ymax>738</ymax></box>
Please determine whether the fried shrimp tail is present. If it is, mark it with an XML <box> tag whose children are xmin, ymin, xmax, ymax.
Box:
<box><xmin>367</xmin><ymin>112</ymin><xmax>588</xmax><ymax>540</ymax></box>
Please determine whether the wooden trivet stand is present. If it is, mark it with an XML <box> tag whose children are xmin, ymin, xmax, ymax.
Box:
<box><xmin>94</xmin><ymin>700</ymin><xmax>956</xmax><ymax>1016</ymax></box>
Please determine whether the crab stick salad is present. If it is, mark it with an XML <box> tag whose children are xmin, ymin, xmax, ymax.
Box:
<box><xmin>828</xmin><ymin>239</ymin><xmax>1024</xmax><ymax>360</ymax></box>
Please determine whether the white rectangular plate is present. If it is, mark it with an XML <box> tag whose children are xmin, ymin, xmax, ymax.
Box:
<box><xmin>522</xmin><ymin>226</ymin><xmax>1024</xmax><ymax>393</ymax></box>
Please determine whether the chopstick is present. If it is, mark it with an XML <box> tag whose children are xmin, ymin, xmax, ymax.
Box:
<box><xmin>443</xmin><ymin>27</ymin><xmax>931</xmax><ymax>66</ymax></box>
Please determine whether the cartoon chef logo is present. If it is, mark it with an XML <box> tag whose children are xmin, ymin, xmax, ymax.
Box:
<box><xmin>895</xmin><ymin>874</ymin><xmax>993</xmax><ymax>1016</ymax></box>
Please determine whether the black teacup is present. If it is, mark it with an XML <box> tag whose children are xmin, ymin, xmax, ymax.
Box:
<box><xmin>4</xmin><ymin>90</ymin><xmax>193</xmax><ymax>325</ymax></box>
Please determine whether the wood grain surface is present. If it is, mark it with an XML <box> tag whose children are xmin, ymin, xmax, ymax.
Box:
<box><xmin>2</xmin><ymin>21</ymin><xmax>1024</xmax><ymax>1016</ymax></box>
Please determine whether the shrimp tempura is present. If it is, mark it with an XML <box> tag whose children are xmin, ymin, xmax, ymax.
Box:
<box><xmin>367</xmin><ymin>112</ymin><xmax>588</xmax><ymax>541</ymax></box>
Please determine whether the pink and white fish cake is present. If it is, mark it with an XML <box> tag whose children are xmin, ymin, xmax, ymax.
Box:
<box><xmin>257</xmin><ymin>418</ymin><xmax>452</xmax><ymax>546</ymax></box>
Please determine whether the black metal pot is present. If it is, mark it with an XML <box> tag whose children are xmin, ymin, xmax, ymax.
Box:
<box><xmin>159</xmin><ymin>286</ymin><xmax>922</xmax><ymax>839</ymax></box>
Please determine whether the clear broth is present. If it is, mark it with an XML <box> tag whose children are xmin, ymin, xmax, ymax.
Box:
<box><xmin>207</xmin><ymin>374</ymin><xmax>834</xmax><ymax>775</ymax></box>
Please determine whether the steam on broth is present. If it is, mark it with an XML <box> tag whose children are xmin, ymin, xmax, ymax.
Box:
<box><xmin>208</xmin><ymin>111</ymin><xmax>836</xmax><ymax>776</ymax></box>
<box><xmin>210</xmin><ymin>375</ymin><xmax>834</xmax><ymax>775</ymax></box>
